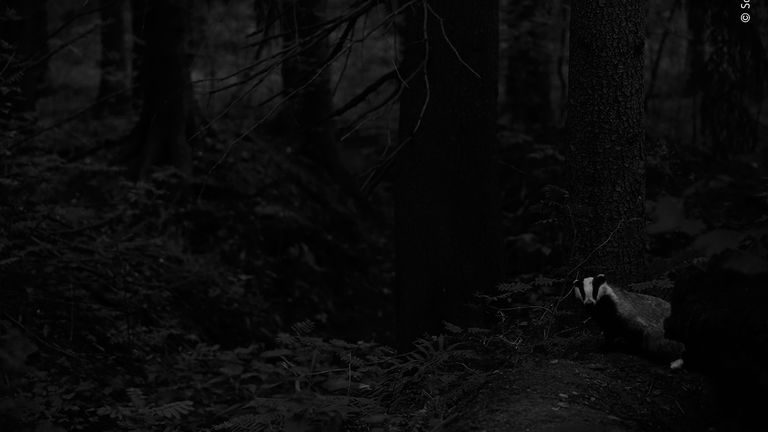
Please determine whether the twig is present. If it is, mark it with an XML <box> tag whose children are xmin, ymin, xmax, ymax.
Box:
<box><xmin>412</xmin><ymin>0</ymin><xmax>432</xmax><ymax>136</ymax></box>
<box><xmin>197</xmin><ymin>52</ymin><xmax>345</xmax><ymax>200</ymax></box>
<box><xmin>53</xmin><ymin>212</ymin><xmax>121</xmax><ymax>235</ymax></box>
<box><xmin>45</xmin><ymin>1</ymin><xmax>111</xmax><ymax>43</ymax></box>
<box><xmin>567</xmin><ymin>218</ymin><xmax>625</xmax><ymax>277</ymax></box>
<box><xmin>329</xmin><ymin>69</ymin><xmax>397</xmax><ymax>120</ymax></box>
<box><xmin>189</xmin><ymin>59</ymin><xmax>283</xmax><ymax>141</ymax></box>
<box><xmin>553</xmin><ymin>325</ymin><xmax>581</xmax><ymax>337</ymax></box>
<box><xmin>646</xmin><ymin>378</ymin><xmax>655</xmax><ymax>395</ymax></box>
<box><xmin>0</xmin><ymin>52</ymin><xmax>15</xmax><ymax>77</ymax></box>
<box><xmin>425</xmin><ymin>4</ymin><xmax>480</xmax><ymax>78</ymax></box>
<box><xmin>8</xmin><ymin>85</ymin><xmax>135</xmax><ymax>150</ymax></box>
<box><xmin>1</xmin><ymin>312</ymin><xmax>79</xmax><ymax>359</ymax></box>
<box><xmin>331</xmin><ymin>20</ymin><xmax>357</xmax><ymax>99</ymax></box>
<box><xmin>430</xmin><ymin>412</ymin><xmax>459</xmax><ymax>432</ymax></box>
<box><xmin>340</xmin><ymin>84</ymin><xmax>402</xmax><ymax>141</ymax></box>
<box><xmin>23</xmin><ymin>23</ymin><xmax>100</xmax><ymax>71</ymax></box>
<box><xmin>493</xmin><ymin>305</ymin><xmax>552</xmax><ymax>313</ymax></box>
<box><xmin>674</xmin><ymin>399</ymin><xmax>685</xmax><ymax>415</ymax></box>
<box><xmin>200</xmin><ymin>43</ymin><xmax>296</xmax><ymax>95</ymax></box>
<box><xmin>328</xmin><ymin>14</ymin><xmax>359</xmax><ymax>62</ymax></box>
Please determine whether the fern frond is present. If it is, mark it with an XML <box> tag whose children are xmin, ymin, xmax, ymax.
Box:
<box><xmin>497</xmin><ymin>282</ymin><xmax>531</xmax><ymax>293</ymax></box>
<box><xmin>275</xmin><ymin>332</ymin><xmax>297</xmax><ymax>346</ymax></box>
<box><xmin>443</xmin><ymin>321</ymin><xmax>463</xmax><ymax>334</ymax></box>
<box><xmin>532</xmin><ymin>276</ymin><xmax>559</xmax><ymax>287</ymax></box>
<box><xmin>291</xmin><ymin>319</ymin><xmax>315</xmax><ymax>336</ymax></box>
<box><xmin>126</xmin><ymin>388</ymin><xmax>146</xmax><ymax>409</ymax></box>
<box><xmin>335</xmin><ymin>350</ymin><xmax>365</xmax><ymax>368</ymax></box>
<box><xmin>147</xmin><ymin>400</ymin><xmax>194</xmax><ymax>419</ymax></box>
<box><xmin>213</xmin><ymin>413</ymin><xmax>277</xmax><ymax>432</ymax></box>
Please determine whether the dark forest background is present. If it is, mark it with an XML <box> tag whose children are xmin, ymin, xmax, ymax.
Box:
<box><xmin>1</xmin><ymin>0</ymin><xmax>767</xmax><ymax>431</ymax></box>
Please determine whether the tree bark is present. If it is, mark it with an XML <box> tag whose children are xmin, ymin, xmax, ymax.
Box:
<box><xmin>394</xmin><ymin>0</ymin><xmax>502</xmax><ymax>348</ymax></box>
<box><xmin>98</xmin><ymin>0</ymin><xmax>129</xmax><ymax>114</ymax></box>
<box><xmin>127</xmin><ymin>0</ymin><xmax>192</xmax><ymax>178</ymax></box>
<box><xmin>566</xmin><ymin>0</ymin><xmax>647</xmax><ymax>283</ymax></box>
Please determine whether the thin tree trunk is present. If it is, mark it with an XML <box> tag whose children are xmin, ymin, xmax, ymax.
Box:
<box><xmin>127</xmin><ymin>0</ymin><xmax>192</xmax><ymax>178</ymax></box>
<box><xmin>684</xmin><ymin>0</ymin><xmax>706</xmax><ymax>97</ymax></box>
<box><xmin>394</xmin><ymin>0</ymin><xmax>501</xmax><ymax>348</ymax></box>
<box><xmin>1</xmin><ymin>0</ymin><xmax>48</xmax><ymax>113</ymax></box>
<box><xmin>98</xmin><ymin>0</ymin><xmax>129</xmax><ymax>114</ymax></box>
<box><xmin>548</xmin><ymin>0</ymin><xmax>570</xmax><ymax>127</ymax></box>
<box><xmin>566</xmin><ymin>0</ymin><xmax>647</xmax><ymax>283</ymax></box>
<box><xmin>131</xmin><ymin>0</ymin><xmax>148</xmax><ymax>106</ymax></box>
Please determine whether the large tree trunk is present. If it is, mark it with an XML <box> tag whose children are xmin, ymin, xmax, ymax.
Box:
<box><xmin>1</xmin><ymin>0</ymin><xmax>48</xmax><ymax>113</ymax></box>
<box><xmin>566</xmin><ymin>0</ymin><xmax>647</xmax><ymax>283</ymax></box>
<box><xmin>127</xmin><ymin>0</ymin><xmax>192</xmax><ymax>178</ymax></box>
<box><xmin>394</xmin><ymin>0</ymin><xmax>502</xmax><ymax>348</ymax></box>
<box><xmin>98</xmin><ymin>0</ymin><xmax>129</xmax><ymax>114</ymax></box>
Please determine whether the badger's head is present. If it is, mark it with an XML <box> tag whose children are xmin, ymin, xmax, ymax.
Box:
<box><xmin>573</xmin><ymin>274</ymin><xmax>609</xmax><ymax>307</ymax></box>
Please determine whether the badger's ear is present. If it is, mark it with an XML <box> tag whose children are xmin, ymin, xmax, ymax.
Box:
<box><xmin>572</xmin><ymin>278</ymin><xmax>584</xmax><ymax>291</ymax></box>
<box><xmin>593</xmin><ymin>274</ymin><xmax>606</xmax><ymax>287</ymax></box>
<box><xmin>572</xmin><ymin>279</ymin><xmax>584</xmax><ymax>300</ymax></box>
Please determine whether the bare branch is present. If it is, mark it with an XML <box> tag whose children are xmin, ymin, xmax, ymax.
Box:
<box><xmin>426</xmin><ymin>3</ymin><xmax>480</xmax><ymax>78</ymax></box>
<box><xmin>8</xmin><ymin>85</ymin><xmax>136</xmax><ymax>151</ymax></box>
<box><xmin>45</xmin><ymin>0</ymin><xmax>113</xmax><ymax>42</ymax></box>
<box><xmin>341</xmin><ymin>80</ymin><xmax>403</xmax><ymax>141</ymax></box>
<box><xmin>23</xmin><ymin>23</ymin><xmax>100</xmax><ymax>71</ymax></box>
<box><xmin>196</xmin><ymin>0</ymin><xmax>418</xmax><ymax>149</ymax></box>
<box><xmin>328</xmin><ymin>69</ymin><xmax>397</xmax><ymax>120</ymax></box>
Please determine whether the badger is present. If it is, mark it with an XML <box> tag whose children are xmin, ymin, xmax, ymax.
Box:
<box><xmin>573</xmin><ymin>274</ymin><xmax>684</xmax><ymax>365</ymax></box>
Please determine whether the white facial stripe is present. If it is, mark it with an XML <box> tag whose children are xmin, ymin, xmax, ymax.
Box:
<box><xmin>574</xmin><ymin>285</ymin><xmax>583</xmax><ymax>301</ymax></box>
<box><xmin>597</xmin><ymin>283</ymin><xmax>615</xmax><ymax>301</ymax></box>
<box><xmin>582</xmin><ymin>277</ymin><xmax>595</xmax><ymax>305</ymax></box>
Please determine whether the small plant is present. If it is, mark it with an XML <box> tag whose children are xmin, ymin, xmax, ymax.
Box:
<box><xmin>96</xmin><ymin>388</ymin><xmax>194</xmax><ymax>427</ymax></box>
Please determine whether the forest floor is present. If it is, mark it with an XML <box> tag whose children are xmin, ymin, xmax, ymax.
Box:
<box><xmin>451</xmin><ymin>331</ymin><xmax>713</xmax><ymax>432</ymax></box>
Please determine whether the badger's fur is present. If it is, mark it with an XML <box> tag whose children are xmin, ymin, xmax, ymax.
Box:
<box><xmin>574</xmin><ymin>274</ymin><xmax>684</xmax><ymax>363</ymax></box>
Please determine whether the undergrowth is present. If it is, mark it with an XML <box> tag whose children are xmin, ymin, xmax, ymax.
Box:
<box><xmin>0</xmin><ymin>111</ymin><xmax>525</xmax><ymax>431</ymax></box>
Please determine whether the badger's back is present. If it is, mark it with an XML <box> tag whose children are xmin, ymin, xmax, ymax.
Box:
<box><xmin>623</xmin><ymin>290</ymin><xmax>671</xmax><ymax>333</ymax></box>
<box><xmin>614</xmin><ymin>287</ymin><xmax>682</xmax><ymax>361</ymax></box>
